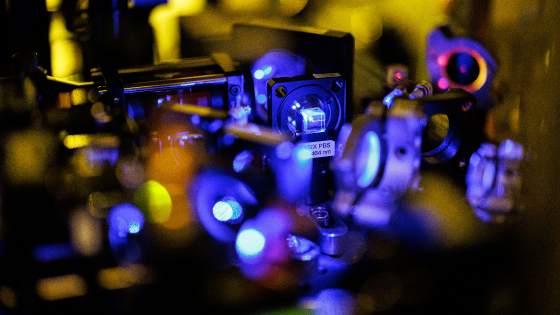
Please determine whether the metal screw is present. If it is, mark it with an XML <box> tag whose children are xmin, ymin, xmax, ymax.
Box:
<box><xmin>310</xmin><ymin>207</ymin><xmax>330</xmax><ymax>228</ymax></box>
<box><xmin>276</xmin><ymin>86</ymin><xmax>287</xmax><ymax>98</ymax></box>
<box><xmin>462</xmin><ymin>102</ymin><xmax>472</xmax><ymax>112</ymax></box>
<box><xmin>331</xmin><ymin>80</ymin><xmax>343</xmax><ymax>92</ymax></box>
<box><xmin>114</xmin><ymin>98</ymin><xmax>119</xmax><ymax>104</ymax></box>
<box><xmin>230</xmin><ymin>85</ymin><xmax>240</xmax><ymax>95</ymax></box>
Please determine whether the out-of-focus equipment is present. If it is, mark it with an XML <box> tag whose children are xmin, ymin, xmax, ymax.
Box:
<box><xmin>425</xmin><ymin>25</ymin><xmax>497</xmax><ymax>109</ymax></box>
<box><xmin>466</xmin><ymin>139</ymin><xmax>524</xmax><ymax>223</ymax></box>
<box><xmin>332</xmin><ymin>98</ymin><xmax>424</xmax><ymax>227</ymax></box>
<box><xmin>232</xmin><ymin>23</ymin><xmax>354</xmax><ymax>122</ymax></box>
<box><xmin>0</xmin><ymin>2</ymin><xmax>534</xmax><ymax>313</ymax></box>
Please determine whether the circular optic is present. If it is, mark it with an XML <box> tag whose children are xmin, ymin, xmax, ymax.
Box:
<box><xmin>446</xmin><ymin>53</ymin><xmax>480</xmax><ymax>86</ymax></box>
<box><xmin>356</xmin><ymin>131</ymin><xmax>381</xmax><ymax>188</ymax></box>
<box><xmin>213</xmin><ymin>201</ymin><xmax>233</xmax><ymax>222</ymax></box>
<box><xmin>422</xmin><ymin>114</ymin><xmax>450</xmax><ymax>153</ymax></box>
<box><xmin>212</xmin><ymin>196</ymin><xmax>243</xmax><ymax>222</ymax></box>
<box><xmin>236</xmin><ymin>228</ymin><xmax>266</xmax><ymax>258</ymax></box>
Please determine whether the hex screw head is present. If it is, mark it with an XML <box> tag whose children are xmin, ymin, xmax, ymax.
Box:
<box><xmin>462</xmin><ymin>102</ymin><xmax>473</xmax><ymax>112</ymax></box>
<box><xmin>310</xmin><ymin>207</ymin><xmax>330</xmax><ymax>228</ymax></box>
<box><xmin>331</xmin><ymin>80</ymin><xmax>344</xmax><ymax>92</ymax></box>
<box><xmin>230</xmin><ymin>85</ymin><xmax>240</xmax><ymax>95</ymax></box>
<box><xmin>276</xmin><ymin>86</ymin><xmax>287</xmax><ymax>98</ymax></box>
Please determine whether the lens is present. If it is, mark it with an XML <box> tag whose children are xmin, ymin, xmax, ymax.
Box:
<box><xmin>446</xmin><ymin>53</ymin><xmax>480</xmax><ymax>86</ymax></box>
<box><xmin>236</xmin><ymin>228</ymin><xmax>266</xmax><ymax>260</ymax></box>
<box><xmin>356</xmin><ymin>131</ymin><xmax>381</xmax><ymax>188</ymax></box>
<box><xmin>212</xmin><ymin>196</ymin><xmax>243</xmax><ymax>222</ymax></box>
<box><xmin>422</xmin><ymin>114</ymin><xmax>449</xmax><ymax>153</ymax></box>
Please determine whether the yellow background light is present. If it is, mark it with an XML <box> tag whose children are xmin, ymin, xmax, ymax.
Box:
<box><xmin>36</xmin><ymin>274</ymin><xmax>87</xmax><ymax>301</ymax></box>
<box><xmin>134</xmin><ymin>180</ymin><xmax>173</xmax><ymax>223</ymax></box>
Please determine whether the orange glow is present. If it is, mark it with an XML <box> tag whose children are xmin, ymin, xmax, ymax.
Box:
<box><xmin>36</xmin><ymin>274</ymin><xmax>87</xmax><ymax>301</ymax></box>
<box><xmin>97</xmin><ymin>265</ymin><xmax>155</xmax><ymax>290</ymax></box>
<box><xmin>0</xmin><ymin>286</ymin><xmax>17</xmax><ymax>309</ymax></box>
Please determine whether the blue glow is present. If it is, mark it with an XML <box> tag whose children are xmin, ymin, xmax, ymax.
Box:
<box><xmin>316</xmin><ymin>289</ymin><xmax>355</xmax><ymax>315</ymax></box>
<box><xmin>157</xmin><ymin>98</ymin><xmax>164</xmax><ymax>105</ymax></box>
<box><xmin>127</xmin><ymin>104</ymin><xmax>135</xmax><ymax>118</ymax></box>
<box><xmin>191</xmin><ymin>114</ymin><xmax>201</xmax><ymax>125</ymax></box>
<box><xmin>357</xmin><ymin>131</ymin><xmax>381</xmax><ymax>188</ymax></box>
<box><xmin>253</xmin><ymin>67</ymin><xmax>273</xmax><ymax>80</ymax></box>
<box><xmin>275</xmin><ymin>142</ymin><xmax>294</xmax><ymax>160</ymax></box>
<box><xmin>295</xmin><ymin>144</ymin><xmax>312</xmax><ymax>163</ymax></box>
<box><xmin>108</xmin><ymin>203</ymin><xmax>145</xmax><ymax>237</ymax></box>
<box><xmin>112</xmin><ymin>10</ymin><xmax>120</xmax><ymax>38</ymax></box>
<box><xmin>213</xmin><ymin>201</ymin><xmax>233</xmax><ymax>221</ymax></box>
<box><xmin>263</xmin><ymin>66</ymin><xmax>272</xmax><ymax>75</ymax></box>
<box><xmin>33</xmin><ymin>243</ymin><xmax>74</xmax><ymax>262</ymax></box>
<box><xmin>129</xmin><ymin>221</ymin><xmax>141</xmax><ymax>234</ymax></box>
<box><xmin>503</xmin><ymin>139</ymin><xmax>514</xmax><ymax>154</ymax></box>
<box><xmin>251</xmin><ymin>50</ymin><xmax>307</xmax><ymax>120</ymax></box>
<box><xmin>233</xmin><ymin>150</ymin><xmax>253</xmax><ymax>172</ymax></box>
<box><xmin>253</xmin><ymin>70</ymin><xmax>264</xmax><ymax>80</ymax></box>
<box><xmin>383</xmin><ymin>88</ymin><xmax>404</xmax><ymax>108</ymax></box>
<box><xmin>213</xmin><ymin>197</ymin><xmax>243</xmax><ymax>222</ymax></box>
<box><xmin>482</xmin><ymin>162</ymin><xmax>496</xmax><ymax>190</ymax></box>
<box><xmin>236</xmin><ymin>228</ymin><xmax>266</xmax><ymax>258</ymax></box>
<box><xmin>85</xmin><ymin>148</ymin><xmax>119</xmax><ymax>166</ymax></box>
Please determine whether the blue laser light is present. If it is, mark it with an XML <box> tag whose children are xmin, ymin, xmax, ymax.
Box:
<box><xmin>357</xmin><ymin>131</ymin><xmax>381</xmax><ymax>188</ymax></box>
<box><xmin>257</xmin><ymin>94</ymin><xmax>267</xmax><ymax>104</ymax></box>
<box><xmin>254</xmin><ymin>70</ymin><xmax>264</xmax><ymax>80</ymax></box>
<box><xmin>107</xmin><ymin>203</ymin><xmax>145</xmax><ymax>237</ymax></box>
<box><xmin>236</xmin><ymin>228</ymin><xmax>266</xmax><ymax>259</ymax></box>
<box><xmin>212</xmin><ymin>197</ymin><xmax>243</xmax><ymax>222</ymax></box>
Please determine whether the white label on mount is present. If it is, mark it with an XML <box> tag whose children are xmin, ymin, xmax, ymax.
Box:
<box><xmin>303</xmin><ymin>140</ymin><xmax>335</xmax><ymax>158</ymax></box>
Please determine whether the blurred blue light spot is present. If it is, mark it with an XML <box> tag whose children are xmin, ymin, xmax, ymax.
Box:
<box><xmin>129</xmin><ymin>221</ymin><xmax>141</xmax><ymax>234</ymax></box>
<box><xmin>236</xmin><ymin>228</ymin><xmax>265</xmax><ymax>258</ymax></box>
<box><xmin>157</xmin><ymin>98</ymin><xmax>164</xmax><ymax>105</ymax></box>
<box><xmin>316</xmin><ymin>288</ymin><xmax>355</xmax><ymax>315</ymax></box>
<box><xmin>357</xmin><ymin>131</ymin><xmax>381</xmax><ymax>188</ymax></box>
<box><xmin>108</xmin><ymin>204</ymin><xmax>145</xmax><ymax>237</ymax></box>
<box><xmin>254</xmin><ymin>70</ymin><xmax>264</xmax><ymax>80</ymax></box>
<box><xmin>33</xmin><ymin>243</ymin><xmax>74</xmax><ymax>262</ymax></box>
<box><xmin>276</xmin><ymin>142</ymin><xmax>294</xmax><ymax>160</ymax></box>
<box><xmin>503</xmin><ymin>139</ymin><xmax>514</xmax><ymax>154</ymax></box>
<box><xmin>383</xmin><ymin>88</ymin><xmax>404</xmax><ymax>108</ymax></box>
<box><xmin>191</xmin><ymin>114</ymin><xmax>201</xmax><ymax>125</ymax></box>
<box><xmin>213</xmin><ymin>201</ymin><xmax>233</xmax><ymax>221</ymax></box>
<box><xmin>233</xmin><ymin>150</ymin><xmax>253</xmax><ymax>172</ymax></box>
<box><xmin>295</xmin><ymin>144</ymin><xmax>312</xmax><ymax>163</ymax></box>
<box><xmin>213</xmin><ymin>196</ymin><xmax>243</xmax><ymax>222</ymax></box>
<box><xmin>257</xmin><ymin>94</ymin><xmax>267</xmax><ymax>104</ymax></box>
<box><xmin>263</xmin><ymin>66</ymin><xmax>272</xmax><ymax>75</ymax></box>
